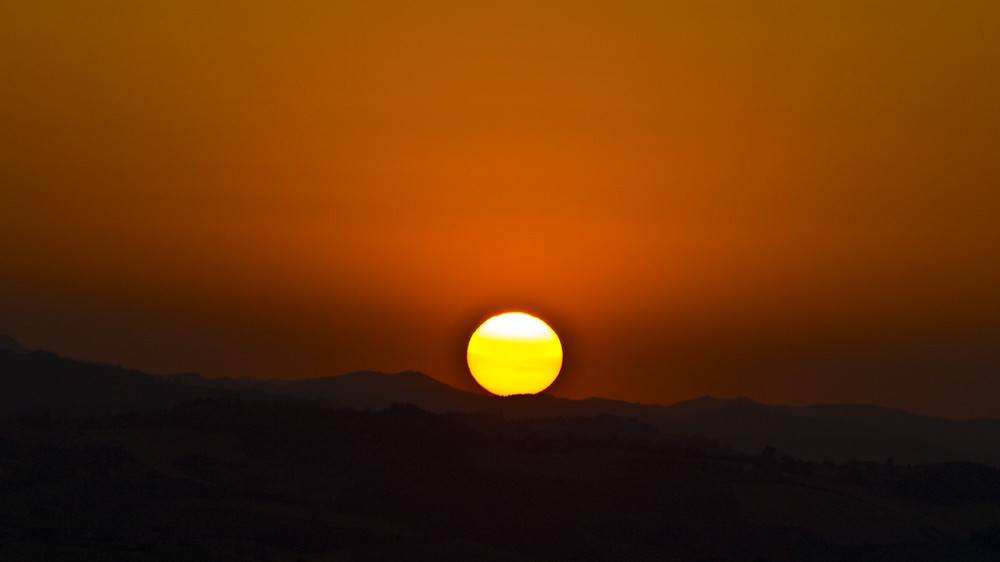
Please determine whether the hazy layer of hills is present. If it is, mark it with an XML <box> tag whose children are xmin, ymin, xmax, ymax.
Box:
<box><xmin>185</xmin><ymin>369</ymin><xmax>1000</xmax><ymax>467</ymax></box>
<box><xmin>4</xmin><ymin>337</ymin><xmax>1000</xmax><ymax>560</ymax></box>
<box><xmin>3</xmin><ymin>339</ymin><xmax>1000</xmax><ymax>466</ymax></box>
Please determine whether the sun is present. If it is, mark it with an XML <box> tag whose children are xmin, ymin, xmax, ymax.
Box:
<box><xmin>467</xmin><ymin>312</ymin><xmax>563</xmax><ymax>396</ymax></box>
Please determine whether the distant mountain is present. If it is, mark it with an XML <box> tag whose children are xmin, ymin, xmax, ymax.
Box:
<box><xmin>0</xmin><ymin>335</ymin><xmax>27</xmax><ymax>353</ymax></box>
<box><xmin>647</xmin><ymin>397</ymin><xmax>979</xmax><ymax>466</ymax></box>
<box><xmin>179</xmin><ymin>370</ymin><xmax>1000</xmax><ymax>466</ymax></box>
<box><xmin>209</xmin><ymin>370</ymin><xmax>493</xmax><ymax>411</ymax></box>
<box><xmin>5</xmin><ymin>341</ymin><xmax>1000</xmax><ymax>466</ymax></box>
<box><xmin>0</xmin><ymin>349</ymin><xmax>315</xmax><ymax>418</ymax></box>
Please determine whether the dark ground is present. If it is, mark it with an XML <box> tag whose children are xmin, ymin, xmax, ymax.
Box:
<box><xmin>4</xmin><ymin>399</ymin><xmax>1000</xmax><ymax>561</ymax></box>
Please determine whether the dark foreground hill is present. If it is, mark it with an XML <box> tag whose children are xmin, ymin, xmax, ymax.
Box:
<box><xmin>6</xmin><ymin>399</ymin><xmax>1000</xmax><ymax>561</ymax></box>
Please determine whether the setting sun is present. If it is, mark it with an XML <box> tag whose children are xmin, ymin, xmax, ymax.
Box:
<box><xmin>467</xmin><ymin>312</ymin><xmax>563</xmax><ymax>396</ymax></box>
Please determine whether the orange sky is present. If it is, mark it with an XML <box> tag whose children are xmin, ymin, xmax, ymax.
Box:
<box><xmin>3</xmin><ymin>1</ymin><xmax>999</xmax><ymax>418</ymax></box>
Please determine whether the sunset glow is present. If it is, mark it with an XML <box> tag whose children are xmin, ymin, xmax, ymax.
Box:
<box><xmin>1</xmin><ymin>1</ymin><xmax>999</xmax><ymax>417</ymax></box>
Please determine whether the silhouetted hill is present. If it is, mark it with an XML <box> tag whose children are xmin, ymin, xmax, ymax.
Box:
<box><xmin>564</xmin><ymin>395</ymin><xmax>1000</xmax><ymax>466</ymax></box>
<box><xmin>172</xmin><ymin>369</ymin><xmax>494</xmax><ymax>412</ymax></box>
<box><xmin>280</xmin><ymin>370</ymin><xmax>494</xmax><ymax>412</ymax></box>
<box><xmin>0</xmin><ymin>335</ymin><xmax>27</xmax><ymax>353</ymax></box>
<box><xmin>6</xmin><ymin>340</ymin><xmax>1000</xmax><ymax>559</ymax></box>
<box><xmin>6</xmin><ymin>398</ymin><xmax>1000</xmax><ymax>561</ymax></box>
<box><xmin>0</xmin><ymin>350</ymin><xmax>313</xmax><ymax>418</ymax></box>
<box><xmin>5</xmin><ymin>341</ymin><xmax>999</xmax><ymax>466</ymax></box>
<box><xmin>647</xmin><ymin>397</ymin><xmax>971</xmax><ymax>466</ymax></box>
<box><xmin>796</xmin><ymin>402</ymin><xmax>1000</xmax><ymax>465</ymax></box>
<box><xmin>178</xmin><ymin>370</ymin><xmax>1000</xmax><ymax>466</ymax></box>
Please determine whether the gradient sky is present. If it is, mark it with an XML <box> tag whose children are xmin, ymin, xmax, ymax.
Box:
<box><xmin>3</xmin><ymin>1</ymin><xmax>999</xmax><ymax>418</ymax></box>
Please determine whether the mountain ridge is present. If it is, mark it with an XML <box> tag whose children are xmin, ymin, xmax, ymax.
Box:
<box><xmin>0</xmin><ymin>348</ymin><xmax>318</xmax><ymax>418</ymax></box>
<box><xmin>167</xmin><ymin>366</ymin><xmax>1000</xmax><ymax>466</ymax></box>
<box><xmin>3</xmin><ymin>343</ymin><xmax>999</xmax><ymax>466</ymax></box>
<box><xmin>0</xmin><ymin>334</ymin><xmax>28</xmax><ymax>353</ymax></box>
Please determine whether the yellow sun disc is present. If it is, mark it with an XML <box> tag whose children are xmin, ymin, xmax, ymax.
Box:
<box><xmin>467</xmin><ymin>312</ymin><xmax>563</xmax><ymax>396</ymax></box>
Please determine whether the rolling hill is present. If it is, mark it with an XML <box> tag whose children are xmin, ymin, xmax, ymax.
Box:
<box><xmin>4</xmin><ymin>335</ymin><xmax>999</xmax><ymax>466</ymax></box>
<box><xmin>5</xmin><ymin>336</ymin><xmax>1000</xmax><ymax>560</ymax></box>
